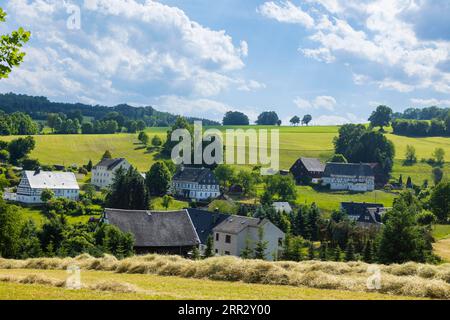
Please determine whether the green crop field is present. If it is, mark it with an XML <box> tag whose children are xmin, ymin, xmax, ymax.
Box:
<box><xmin>0</xmin><ymin>269</ymin><xmax>422</xmax><ymax>300</ymax></box>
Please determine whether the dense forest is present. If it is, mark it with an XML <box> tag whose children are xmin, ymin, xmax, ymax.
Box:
<box><xmin>0</xmin><ymin>93</ymin><xmax>219</xmax><ymax>127</ymax></box>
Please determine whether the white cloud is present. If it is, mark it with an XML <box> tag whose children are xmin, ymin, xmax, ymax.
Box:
<box><xmin>352</xmin><ymin>73</ymin><xmax>370</xmax><ymax>85</ymax></box>
<box><xmin>313</xmin><ymin>113</ymin><xmax>366</xmax><ymax>125</ymax></box>
<box><xmin>237</xmin><ymin>79</ymin><xmax>266</xmax><ymax>92</ymax></box>
<box><xmin>294</xmin><ymin>95</ymin><xmax>337</xmax><ymax>111</ymax></box>
<box><xmin>313</xmin><ymin>95</ymin><xmax>337</xmax><ymax>110</ymax></box>
<box><xmin>294</xmin><ymin>97</ymin><xmax>312</xmax><ymax>109</ymax></box>
<box><xmin>260</xmin><ymin>0</ymin><xmax>450</xmax><ymax>94</ymax></box>
<box><xmin>1</xmin><ymin>0</ymin><xmax>257</xmax><ymax>104</ymax></box>
<box><xmin>258</xmin><ymin>1</ymin><xmax>314</xmax><ymax>28</ymax></box>
<box><xmin>377</xmin><ymin>79</ymin><xmax>415</xmax><ymax>93</ymax></box>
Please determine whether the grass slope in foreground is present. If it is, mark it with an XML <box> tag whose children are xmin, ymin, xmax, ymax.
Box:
<box><xmin>0</xmin><ymin>269</ymin><xmax>421</xmax><ymax>300</ymax></box>
<box><xmin>1</xmin><ymin>254</ymin><xmax>449</xmax><ymax>299</ymax></box>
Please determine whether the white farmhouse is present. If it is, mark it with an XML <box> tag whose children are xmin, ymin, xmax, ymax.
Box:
<box><xmin>272</xmin><ymin>202</ymin><xmax>293</xmax><ymax>214</ymax></box>
<box><xmin>322</xmin><ymin>163</ymin><xmax>375</xmax><ymax>192</ymax></box>
<box><xmin>14</xmin><ymin>170</ymin><xmax>80</xmax><ymax>204</ymax></box>
<box><xmin>213</xmin><ymin>215</ymin><xmax>285</xmax><ymax>261</ymax></box>
<box><xmin>171</xmin><ymin>167</ymin><xmax>220</xmax><ymax>201</ymax></box>
<box><xmin>91</xmin><ymin>158</ymin><xmax>131</xmax><ymax>189</ymax></box>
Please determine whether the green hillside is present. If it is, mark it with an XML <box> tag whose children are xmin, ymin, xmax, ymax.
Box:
<box><xmin>1</xmin><ymin>125</ymin><xmax>447</xmax><ymax>183</ymax></box>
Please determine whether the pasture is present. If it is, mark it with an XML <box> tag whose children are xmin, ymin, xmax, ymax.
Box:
<box><xmin>1</xmin><ymin>125</ymin><xmax>448</xmax><ymax>211</ymax></box>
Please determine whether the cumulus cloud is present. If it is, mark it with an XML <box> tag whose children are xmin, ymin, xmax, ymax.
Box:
<box><xmin>294</xmin><ymin>95</ymin><xmax>337</xmax><ymax>111</ymax></box>
<box><xmin>0</xmin><ymin>0</ymin><xmax>258</xmax><ymax>106</ymax></box>
<box><xmin>258</xmin><ymin>1</ymin><xmax>314</xmax><ymax>28</ymax></box>
<box><xmin>260</xmin><ymin>0</ymin><xmax>450</xmax><ymax>94</ymax></box>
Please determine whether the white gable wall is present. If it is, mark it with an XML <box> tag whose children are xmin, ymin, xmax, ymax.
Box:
<box><xmin>91</xmin><ymin>160</ymin><xmax>131</xmax><ymax>189</ymax></box>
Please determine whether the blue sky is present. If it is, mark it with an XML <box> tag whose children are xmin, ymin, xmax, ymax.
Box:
<box><xmin>0</xmin><ymin>0</ymin><xmax>449</xmax><ymax>124</ymax></box>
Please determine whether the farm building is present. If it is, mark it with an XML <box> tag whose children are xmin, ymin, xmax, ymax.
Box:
<box><xmin>171</xmin><ymin>167</ymin><xmax>220</xmax><ymax>201</ymax></box>
<box><xmin>102</xmin><ymin>208</ymin><xmax>200</xmax><ymax>256</ymax></box>
<box><xmin>272</xmin><ymin>202</ymin><xmax>293</xmax><ymax>213</ymax></box>
<box><xmin>213</xmin><ymin>215</ymin><xmax>285</xmax><ymax>261</ymax></box>
<box><xmin>341</xmin><ymin>202</ymin><xmax>387</xmax><ymax>228</ymax></box>
<box><xmin>322</xmin><ymin>163</ymin><xmax>375</xmax><ymax>192</ymax></box>
<box><xmin>186</xmin><ymin>208</ymin><xmax>229</xmax><ymax>253</ymax></box>
<box><xmin>11</xmin><ymin>170</ymin><xmax>79</xmax><ymax>204</ymax></box>
<box><xmin>290</xmin><ymin>157</ymin><xmax>325</xmax><ymax>184</ymax></box>
<box><xmin>91</xmin><ymin>158</ymin><xmax>131</xmax><ymax>189</ymax></box>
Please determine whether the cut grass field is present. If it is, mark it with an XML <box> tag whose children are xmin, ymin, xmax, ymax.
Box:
<box><xmin>3</xmin><ymin>254</ymin><xmax>450</xmax><ymax>299</ymax></box>
<box><xmin>0</xmin><ymin>269</ymin><xmax>420</xmax><ymax>300</ymax></box>
<box><xmin>435</xmin><ymin>239</ymin><xmax>450</xmax><ymax>263</ymax></box>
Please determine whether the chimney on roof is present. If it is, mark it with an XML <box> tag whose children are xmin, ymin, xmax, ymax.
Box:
<box><xmin>34</xmin><ymin>167</ymin><xmax>41</xmax><ymax>175</ymax></box>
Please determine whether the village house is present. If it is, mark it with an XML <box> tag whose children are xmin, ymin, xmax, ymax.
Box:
<box><xmin>322</xmin><ymin>163</ymin><xmax>375</xmax><ymax>192</ymax></box>
<box><xmin>10</xmin><ymin>170</ymin><xmax>79</xmax><ymax>204</ymax></box>
<box><xmin>290</xmin><ymin>157</ymin><xmax>325</xmax><ymax>184</ymax></box>
<box><xmin>171</xmin><ymin>167</ymin><xmax>220</xmax><ymax>201</ymax></box>
<box><xmin>91</xmin><ymin>158</ymin><xmax>131</xmax><ymax>189</ymax></box>
<box><xmin>341</xmin><ymin>202</ymin><xmax>387</xmax><ymax>228</ymax></box>
<box><xmin>102</xmin><ymin>207</ymin><xmax>285</xmax><ymax>260</ymax></box>
<box><xmin>186</xmin><ymin>208</ymin><xmax>229</xmax><ymax>253</ymax></box>
<box><xmin>102</xmin><ymin>208</ymin><xmax>200</xmax><ymax>255</ymax></box>
<box><xmin>272</xmin><ymin>202</ymin><xmax>293</xmax><ymax>214</ymax></box>
<box><xmin>213</xmin><ymin>215</ymin><xmax>285</xmax><ymax>261</ymax></box>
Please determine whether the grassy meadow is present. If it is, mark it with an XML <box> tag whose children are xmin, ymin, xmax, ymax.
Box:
<box><xmin>0</xmin><ymin>125</ymin><xmax>447</xmax><ymax>178</ymax></box>
<box><xmin>1</xmin><ymin>125</ymin><xmax>448</xmax><ymax>213</ymax></box>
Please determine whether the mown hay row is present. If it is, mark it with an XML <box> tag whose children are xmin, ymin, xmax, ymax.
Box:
<box><xmin>1</xmin><ymin>254</ymin><xmax>450</xmax><ymax>299</ymax></box>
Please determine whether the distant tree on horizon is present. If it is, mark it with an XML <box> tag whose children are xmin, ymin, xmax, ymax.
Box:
<box><xmin>290</xmin><ymin>116</ymin><xmax>300</xmax><ymax>126</ymax></box>
<box><xmin>302</xmin><ymin>115</ymin><xmax>312</xmax><ymax>126</ymax></box>
<box><xmin>256</xmin><ymin>111</ymin><xmax>279</xmax><ymax>126</ymax></box>
<box><xmin>222</xmin><ymin>111</ymin><xmax>250</xmax><ymax>125</ymax></box>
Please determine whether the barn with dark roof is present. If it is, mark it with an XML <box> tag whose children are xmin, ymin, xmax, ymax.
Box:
<box><xmin>102</xmin><ymin>208</ymin><xmax>200</xmax><ymax>255</ymax></box>
<box><xmin>290</xmin><ymin>157</ymin><xmax>325</xmax><ymax>184</ymax></box>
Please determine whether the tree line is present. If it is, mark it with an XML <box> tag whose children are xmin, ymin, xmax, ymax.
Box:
<box><xmin>0</xmin><ymin>93</ymin><xmax>219</xmax><ymax>134</ymax></box>
<box><xmin>392</xmin><ymin>118</ymin><xmax>450</xmax><ymax>137</ymax></box>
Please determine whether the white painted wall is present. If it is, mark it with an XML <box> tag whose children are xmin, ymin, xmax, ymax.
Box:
<box><xmin>91</xmin><ymin>160</ymin><xmax>131</xmax><ymax>189</ymax></box>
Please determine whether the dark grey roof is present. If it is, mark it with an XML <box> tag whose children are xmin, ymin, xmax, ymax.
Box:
<box><xmin>104</xmin><ymin>208</ymin><xmax>200</xmax><ymax>247</ymax></box>
<box><xmin>366</xmin><ymin>207</ymin><xmax>387</xmax><ymax>223</ymax></box>
<box><xmin>299</xmin><ymin>158</ymin><xmax>326</xmax><ymax>172</ymax></box>
<box><xmin>341</xmin><ymin>202</ymin><xmax>384</xmax><ymax>217</ymax></box>
<box><xmin>213</xmin><ymin>215</ymin><xmax>265</xmax><ymax>234</ymax></box>
<box><xmin>187</xmin><ymin>208</ymin><xmax>230</xmax><ymax>244</ymax></box>
<box><xmin>172</xmin><ymin>167</ymin><xmax>218</xmax><ymax>185</ymax></box>
<box><xmin>94</xmin><ymin>158</ymin><xmax>126</xmax><ymax>171</ymax></box>
<box><xmin>324</xmin><ymin>163</ymin><xmax>374</xmax><ymax>177</ymax></box>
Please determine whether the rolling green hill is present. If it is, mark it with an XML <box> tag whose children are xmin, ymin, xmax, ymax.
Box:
<box><xmin>1</xmin><ymin>126</ymin><xmax>447</xmax><ymax>183</ymax></box>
